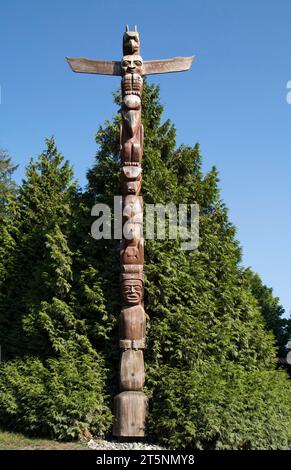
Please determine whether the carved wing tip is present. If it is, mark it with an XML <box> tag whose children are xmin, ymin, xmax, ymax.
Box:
<box><xmin>181</xmin><ymin>55</ymin><xmax>195</xmax><ymax>68</ymax></box>
<box><xmin>178</xmin><ymin>55</ymin><xmax>195</xmax><ymax>70</ymax></box>
<box><xmin>66</xmin><ymin>57</ymin><xmax>76</xmax><ymax>72</ymax></box>
<box><xmin>143</xmin><ymin>56</ymin><xmax>196</xmax><ymax>75</ymax></box>
<box><xmin>187</xmin><ymin>55</ymin><xmax>195</xmax><ymax>68</ymax></box>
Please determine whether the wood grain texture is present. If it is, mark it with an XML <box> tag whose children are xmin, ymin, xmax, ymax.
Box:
<box><xmin>113</xmin><ymin>391</ymin><xmax>148</xmax><ymax>437</ymax></box>
<box><xmin>66</xmin><ymin>56</ymin><xmax>194</xmax><ymax>76</ymax></box>
<box><xmin>119</xmin><ymin>349</ymin><xmax>145</xmax><ymax>391</ymax></box>
<box><xmin>120</xmin><ymin>305</ymin><xmax>146</xmax><ymax>340</ymax></box>
<box><xmin>119</xmin><ymin>338</ymin><xmax>146</xmax><ymax>349</ymax></box>
<box><xmin>66</xmin><ymin>28</ymin><xmax>194</xmax><ymax>438</ymax></box>
<box><xmin>143</xmin><ymin>56</ymin><xmax>195</xmax><ymax>75</ymax></box>
<box><xmin>66</xmin><ymin>57</ymin><xmax>121</xmax><ymax>75</ymax></box>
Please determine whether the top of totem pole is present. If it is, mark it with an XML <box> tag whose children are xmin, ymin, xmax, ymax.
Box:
<box><xmin>123</xmin><ymin>25</ymin><xmax>140</xmax><ymax>55</ymax></box>
<box><xmin>66</xmin><ymin>25</ymin><xmax>194</xmax><ymax>77</ymax></box>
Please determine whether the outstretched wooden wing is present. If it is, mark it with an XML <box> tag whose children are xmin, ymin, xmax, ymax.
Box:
<box><xmin>143</xmin><ymin>56</ymin><xmax>194</xmax><ymax>75</ymax></box>
<box><xmin>66</xmin><ymin>55</ymin><xmax>194</xmax><ymax>76</ymax></box>
<box><xmin>66</xmin><ymin>57</ymin><xmax>121</xmax><ymax>76</ymax></box>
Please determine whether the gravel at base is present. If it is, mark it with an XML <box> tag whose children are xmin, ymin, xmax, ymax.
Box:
<box><xmin>88</xmin><ymin>439</ymin><xmax>166</xmax><ymax>450</ymax></box>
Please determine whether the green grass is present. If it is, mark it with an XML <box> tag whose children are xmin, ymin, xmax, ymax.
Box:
<box><xmin>0</xmin><ymin>430</ymin><xmax>88</xmax><ymax>450</ymax></box>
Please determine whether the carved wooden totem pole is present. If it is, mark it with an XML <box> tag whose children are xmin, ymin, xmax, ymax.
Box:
<box><xmin>67</xmin><ymin>26</ymin><xmax>194</xmax><ymax>437</ymax></box>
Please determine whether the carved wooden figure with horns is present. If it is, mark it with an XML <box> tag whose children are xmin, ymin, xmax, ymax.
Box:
<box><xmin>67</xmin><ymin>25</ymin><xmax>194</xmax><ymax>438</ymax></box>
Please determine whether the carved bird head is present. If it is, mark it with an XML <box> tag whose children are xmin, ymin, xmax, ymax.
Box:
<box><xmin>123</xmin><ymin>25</ymin><xmax>140</xmax><ymax>55</ymax></box>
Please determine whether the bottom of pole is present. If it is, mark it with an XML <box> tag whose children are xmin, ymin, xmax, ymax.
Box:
<box><xmin>113</xmin><ymin>391</ymin><xmax>148</xmax><ymax>437</ymax></box>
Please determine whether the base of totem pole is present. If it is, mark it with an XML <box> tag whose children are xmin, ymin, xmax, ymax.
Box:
<box><xmin>113</xmin><ymin>391</ymin><xmax>148</xmax><ymax>437</ymax></box>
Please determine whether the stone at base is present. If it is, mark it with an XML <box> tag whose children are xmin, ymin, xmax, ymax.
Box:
<box><xmin>113</xmin><ymin>391</ymin><xmax>148</xmax><ymax>437</ymax></box>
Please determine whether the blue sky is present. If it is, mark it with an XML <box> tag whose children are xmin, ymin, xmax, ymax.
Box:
<box><xmin>0</xmin><ymin>0</ymin><xmax>290</xmax><ymax>317</ymax></box>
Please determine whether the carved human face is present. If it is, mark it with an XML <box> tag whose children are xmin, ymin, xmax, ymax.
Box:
<box><xmin>121</xmin><ymin>55</ymin><xmax>143</xmax><ymax>75</ymax></box>
<box><xmin>122</xmin><ymin>279</ymin><xmax>143</xmax><ymax>305</ymax></box>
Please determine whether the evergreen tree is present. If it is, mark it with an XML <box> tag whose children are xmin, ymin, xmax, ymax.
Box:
<box><xmin>84</xmin><ymin>81</ymin><xmax>291</xmax><ymax>449</ymax></box>
<box><xmin>0</xmin><ymin>138</ymin><xmax>76</xmax><ymax>358</ymax></box>
<box><xmin>0</xmin><ymin>85</ymin><xmax>290</xmax><ymax>447</ymax></box>
<box><xmin>0</xmin><ymin>138</ymin><xmax>112</xmax><ymax>438</ymax></box>
<box><xmin>0</xmin><ymin>148</ymin><xmax>19</xmax><ymax>325</ymax></box>
<box><xmin>0</xmin><ymin>147</ymin><xmax>18</xmax><ymax>219</ymax></box>
<box><xmin>244</xmin><ymin>268</ymin><xmax>291</xmax><ymax>357</ymax></box>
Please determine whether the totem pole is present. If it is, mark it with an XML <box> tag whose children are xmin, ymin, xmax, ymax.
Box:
<box><xmin>67</xmin><ymin>26</ymin><xmax>194</xmax><ymax>437</ymax></box>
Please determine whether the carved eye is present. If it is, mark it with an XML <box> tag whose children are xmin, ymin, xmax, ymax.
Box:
<box><xmin>134</xmin><ymin>61</ymin><xmax>142</xmax><ymax>66</ymax></box>
<box><xmin>122</xmin><ymin>61</ymin><xmax>129</xmax><ymax>67</ymax></box>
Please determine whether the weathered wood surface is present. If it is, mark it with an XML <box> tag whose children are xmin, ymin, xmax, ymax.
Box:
<box><xmin>119</xmin><ymin>349</ymin><xmax>145</xmax><ymax>390</ymax></box>
<box><xmin>122</xmin><ymin>166</ymin><xmax>142</xmax><ymax>191</ymax></box>
<box><xmin>66</xmin><ymin>57</ymin><xmax>121</xmax><ymax>75</ymax></box>
<box><xmin>67</xmin><ymin>25</ymin><xmax>194</xmax><ymax>438</ymax></box>
<box><xmin>120</xmin><ymin>240</ymin><xmax>144</xmax><ymax>266</ymax></box>
<box><xmin>120</xmin><ymin>305</ymin><xmax>146</xmax><ymax>340</ymax></box>
<box><xmin>143</xmin><ymin>56</ymin><xmax>195</xmax><ymax>75</ymax></box>
<box><xmin>66</xmin><ymin>56</ymin><xmax>194</xmax><ymax>77</ymax></box>
<box><xmin>119</xmin><ymin>338</ymin><xmax>145</xmax><ymax>349</ymax></box>
<box><xmin>113</xmin><ymin>391</ymin><xmax>148</xmax><ymax>437</ymax></box>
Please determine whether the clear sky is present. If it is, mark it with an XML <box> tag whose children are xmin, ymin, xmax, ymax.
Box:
<box><xmin>0</xmin><ymin>0</ymin><xmax>290</xmax><ymax>317</ymax></box>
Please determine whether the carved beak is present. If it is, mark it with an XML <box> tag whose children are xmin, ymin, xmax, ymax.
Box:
<box><xmin>129</xmin><ymin>39</ymin><xmax>136</xmax><ymax>53</ymax></box>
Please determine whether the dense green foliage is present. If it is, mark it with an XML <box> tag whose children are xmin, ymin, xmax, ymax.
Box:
<box><xmin>244</xmin><ymin>269</ymin><xmax>291</xmax><ymax>357</ymax></box>
<box><xmin>0</xmin><ymin>83</ymin><xmax>290</xmax><ymax>447</ymax></box>
<box><xmin>0</xmin><ymin>148</ymin><xmax>18</xmax><ymax>219</ymax></box>
<box><xmin>0</xmin><ymin>140</ymin><xmax>112</xmax><ymax>438</ymax></box>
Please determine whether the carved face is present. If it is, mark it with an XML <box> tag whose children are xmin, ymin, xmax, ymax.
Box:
<box><xmin>122</xmin><ymin>279</ymin><xmax>143</xmax><ymax>305</ymax></box>
<box><xmin>124</xmin><ymin>179</ymin><xmax>142</xmax><ymax>195</ymax></box>
<box><xmin>121</xmin><ymin>55</ymin><xmax>143</xmax><ymax>76</ymax></box>
<box><xmin>121</xmin><ymin>238</ymin><xmax>144</xmax><ymax>265</ymax></box>
<box><xmin>122</xmin><ymin>167</ymin><xmax>142</xmax><ymax>195</ymax></box>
